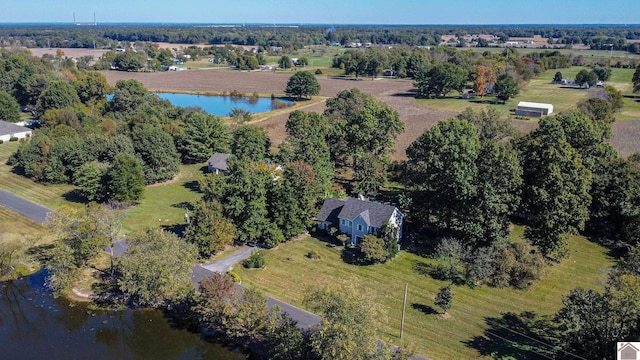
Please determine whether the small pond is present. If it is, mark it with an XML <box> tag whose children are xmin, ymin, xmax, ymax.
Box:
<box><xmin>155</xmin><ymin>92</ymin><xmax>292</xmax><ymax>116</ymax></box>
<box><xmin>0</xmin><ymin>270</ymin><xmax>245</xmax><ymax>360</ymax></box>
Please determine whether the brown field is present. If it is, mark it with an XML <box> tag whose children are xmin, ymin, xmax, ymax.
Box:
<box><xmin>102</xmin><ymin>69</ymin><xmax>640</xmax><ymax>160</ymax></box>
<box><xmin>103</xmin><ymin>70</ymin><xmax>456</xmax><ymax>160</ymax></box>
<box><xmin>27</xmin><ymin>47</ymin><xmax>110</xmax><ymax>58</ymax></box>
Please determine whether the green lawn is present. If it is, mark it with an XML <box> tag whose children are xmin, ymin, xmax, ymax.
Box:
<box><xmin>235</xmin><ymin>233</ymin><xmax>613</xmax><ymax>359</ymax></box>
<box><xmin>0</xmin><ymin>140</ymin><xmax>206</xmax><ymax>233</ymax></box>
<box><xmin>121</xmin><ymin>163</ymin><xmax>205</xmax><ymax>233</ymax></box>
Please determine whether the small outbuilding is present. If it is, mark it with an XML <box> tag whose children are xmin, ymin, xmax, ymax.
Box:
<box><xmin>0</xmin><ymin>120</ymin><xmax>32</xmax><ymax>142</ymax></box>
<box><xmin>515</xmin><ymin>101</ymin><xmax>554</xmax><ymax>118</ymax></box>
<box><xmin>207</xmin><ymin>152</ymin><xmax>232</xmax><ymax>174</ymax></box>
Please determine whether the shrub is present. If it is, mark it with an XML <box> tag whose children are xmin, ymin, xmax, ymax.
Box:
<box><xmin>230</xmin><ymin>89</ymin><xmax>244</xmax><ymax>98</ymax></box>
<box><xmin>315</xmin><ymin>68</ymin><xmax>322</xmax><ymax>75</ymax></box>
<box><xmin>9</xmin><ymin>137</ymin><xmax>18</xmax><ymax>142</ymax></box>
<box><xmin>243</xmin><ymin>251</ymin><xmax>265</xmax><ymax>269</ymax></box>
<box><xmin>270</xmin><ymin>100</ymin><xmax>290</xmax><ymax>110</ymax></box>
<box><xmin>306</xmin><ymin>250</ymin><xmax>320</xmax><ymax>260</ymax></box>
<box><xmin>0</xmin><ymin>140</ymin><xmax>3</xmax><ymax>144</ymax></box>
<box><xmin>226</xmin><ymin>270</ymin><xmax>241</xmax><ymax>283</ymax></box>
<box><xmin>228</xmin><ymin>107</ymin><xmax>252</xmax><ymax>123</ymax></box>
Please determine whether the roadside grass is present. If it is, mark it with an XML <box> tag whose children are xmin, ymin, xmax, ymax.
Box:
<box><xmin>234</xmin><ymin>232</ymin><xmax>613</xmax><ymax>359</ymax></box>
<box><xmin>0</xmin><ymin>207</ymin><xmax>54</xmax><ymax>279</ymax></box>
<box><xmin>121</xmin><ymin>163</ymin><xmax>205</xmax><ymax>233</ymax></box>
<box><xmin>0</xmin><ymin>141</ymin><xmax>74</xmax><ymax>210</ymax></box>
<box><xmin>0</xmin><ymin>206</ymin><xmax>48</xmax><ymax>242</ymax></box>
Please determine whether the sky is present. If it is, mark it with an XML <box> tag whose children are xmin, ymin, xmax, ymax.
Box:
<box><xmin>2</xmin><ymin>0</ymin><xmax>639</xmax><ymax>25</ymax></box>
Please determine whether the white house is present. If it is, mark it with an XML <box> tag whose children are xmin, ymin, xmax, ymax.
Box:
<box><xmin>0</xmin><ymin>120</ymin><xmax>32</xmax><ymax>142</ymax></box>
<box><xmin>515</xmin><ymin>101</ymin><xmax>554</xmax><ymax>117</ymax></box>
<box><xmin>317</xmin><ymin>197</ymin><xmax>403</xmax><ymax>245</ymax></box>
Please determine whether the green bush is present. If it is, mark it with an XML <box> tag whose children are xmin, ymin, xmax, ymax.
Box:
<box><xmin>0</xmin><ymin>139</ymin><xmax>3</xmax><ymax>144</ymax></box>
<box><xmin>9</xmin><ymin>137</ymin><xmax>18</xmax><ymax>142</ymax></box>
<box><xmin>315</xmin><ymin>68</ymin><xmax>323</xmax><ymax>75</ymax></box>
<box><xmin>243</xmin><ymin>251</ymin><xmax>265</xmax><ymax>269</ymax></box>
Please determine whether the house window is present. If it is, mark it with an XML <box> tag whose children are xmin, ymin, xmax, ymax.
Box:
<box><xmin>349</xmin><ymin>221</ymin><xmax>353</xmax><ymax>226</ymax></box>
<box><xmin>340</xmin><ymin>219</ymin><xmax>345</xmax><ymax>225</ymax></box>
<box><xmin>357</xmin><ymin>224</ymin><xmax>363</xmax><ymax>232</ymax></box>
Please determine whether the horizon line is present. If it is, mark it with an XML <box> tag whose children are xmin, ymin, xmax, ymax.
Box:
<box><xmin>0</xmin><ymin>21</ymin><xmax>639</xmax><ymax>26</ymax></box>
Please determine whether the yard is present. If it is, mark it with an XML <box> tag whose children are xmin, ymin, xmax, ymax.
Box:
<box><xmin>234</xmin><ymin>233</ymin><xmax>614</xmax><ymax>359</ymax></box>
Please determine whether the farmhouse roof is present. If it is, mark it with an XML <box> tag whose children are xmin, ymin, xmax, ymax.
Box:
<box><xmin>0</xmin><ymin>120</ymin><xmax>30</xmax><ymax>136</ymax></box>
<box><xmin>207</xmin><ymin>152</ymin><xmax>232</xmax><ymax>171</ymax></box>
<box><xmin>317</xmin><ymin>198</ymin><xmax>345</xmax><ymax>224</ymax></box>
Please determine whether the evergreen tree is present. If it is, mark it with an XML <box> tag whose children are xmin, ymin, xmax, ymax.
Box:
<box><xmin>434</xmin><ymin>285</ymin><xmax>453</xmax><ymax>314</ymax></box>
<box><xmin>106</xmin><ymin>152</ymin><xmax>145</xmax><ymax>202</ymax></box>
<box><xmin>179</xmin><ymin>111</ymin><xmax>231</xmax><ymax>163</ymax></box>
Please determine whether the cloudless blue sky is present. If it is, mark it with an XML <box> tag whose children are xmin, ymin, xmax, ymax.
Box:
<box><xmin>2</xmin><ymin>0</ymin><xmax>639</xmax><ymax>24</ymax></box>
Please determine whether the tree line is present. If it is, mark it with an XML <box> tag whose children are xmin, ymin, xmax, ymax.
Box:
<box><xmin>1</xmin><ymin>24</ymin><xmax>640</xmax><ymax>50</ymax></box>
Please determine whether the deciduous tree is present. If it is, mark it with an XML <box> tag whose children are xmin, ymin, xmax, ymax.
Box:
<box><xmin>473</xmin><ymin>65</ymin><xmax>496</xmax><ymax>97</ymax></box>
<box><xmin>304</xmin><ymin>282</ymin><xmax>384</xmax><ymax>360</ymax></box>
<box><xmin>284</xmin><ymin>71</ymin><xmax>320</xmax><ymax>100</ymax></box>
<box><xmin>118</xmin><ymin>229</ymin><xmax>197</xmax><ymax>307</ymax></box>
<box><xmin>184</xmin><ymin>200</ymin><xmax>236</xmax><ymax>258</ymax></box>
<box><xmin>0</xmin><ymin>90</ymin><xmax>20</xmax><ymax>122</ymax></box>
<box><xmin>494</xmin><ymin>72</ymin><xmax>519</xmax><ymax>103</ymax></box>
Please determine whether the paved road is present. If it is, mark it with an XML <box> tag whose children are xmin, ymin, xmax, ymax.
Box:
<box><xmin>192</xmin><ymin>246</ymin><xmax>322</xmax><ymax>329</ymax></box>
<box><xmin>0</xmin><ymin>189</ymin><xmax>51</xmax><ymax>223</ymax></box>
<box><xmin>200</xmin><ymin>245</ymin><xmax>255</xmax><ymax>273</ymax></box>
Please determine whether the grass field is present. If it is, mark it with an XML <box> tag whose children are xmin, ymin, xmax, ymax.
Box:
<box><xmin>466</xmin><ymin>46</ymin><xmax>640</xmax><ymax>61</ymax></box>
<box><xmin>121</xmin><ymin>163</ymin><xmax>205</xmax><ymax>233</ymax></box>
<box><xmin>234</xmin><ymin>233</ymin><xmax>613</xmax><ymax>359</ymax></box>
<box><xmin>0</xmin><ymin>141</ymin><xmax>73</xmax><ymax>210</ymax></box>
<box><xmin>415</xmin><ymin>67</ymin><xmax>640</xmax><ymax>121</ymax></box>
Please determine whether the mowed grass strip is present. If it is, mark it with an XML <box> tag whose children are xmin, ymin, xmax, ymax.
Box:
<box><xmin>0</xmin><ymin>142</ymin><xmax>73</xmax><ymax>209</ymax></box>
<box><xmin>122</xmin><ymin>163</ymin><xmax>205</xmax><ymax>233</ymax></box>
<box><xmin>235</xmin><ymin>234</ymin><xmax>613</xmax><ymax>359</ymax></box>
<box><xmin>0</xmin><ymin>206</ymin><xmax>47</xmax><ymax>240</ymax></box>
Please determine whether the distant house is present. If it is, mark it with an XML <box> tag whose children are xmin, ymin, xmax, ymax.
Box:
<box><xmin>619</xmin><ymin>343</ymin><xmax>639</xmax><ymax>360</ymax></box>
<box><xmin>317</xmin><ymin>197</ymin><xmax>403</xmax><ymax>246</ymax></box>
<box><xmin>0</xmin><ymin>120</ymin><xmax>32</xmax><ymax>142</ymax></box>
<box><xmin>515</xmin><ymin>101</ymin><xmax>554</xmax><ymax>118</ymax></box>
<box><xmin>207</xmin><ymin>153</ymin><xmax>232</xmax><ymax>174</ymax></box>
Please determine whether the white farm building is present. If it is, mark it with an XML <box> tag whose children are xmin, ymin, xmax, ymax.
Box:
<box><xmin>515</xmin><ymin>102</ymin><xmax>554</xmax><ymax>118</ymax></box>
<box><xmin>0</xmin><ymin>120</ymin><xmax>32</xmax><ymax>142</ymax></box>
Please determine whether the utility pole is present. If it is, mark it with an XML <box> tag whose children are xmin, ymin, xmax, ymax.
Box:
<box><xmin>400</xmin><ymin>282</ymin><xmax>408</xmax><ymax>339</ymax></box>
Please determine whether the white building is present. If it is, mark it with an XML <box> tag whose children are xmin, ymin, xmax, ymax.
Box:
<box><xmin>515</xmin><ymin>101</ymin><xmax>554</xmax><ymax>117</ymax></box>
<box><xmin>0</xmin><ymin>120</ymin><xmax>32</xmax><ymax>142</ymax></box>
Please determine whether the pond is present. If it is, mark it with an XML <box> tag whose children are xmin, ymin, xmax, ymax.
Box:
<box><xmin>0</xmin><ymin>271</ymin><xmax>245</xmax><ymax>360</ymax></box>
<box><xmin>155</xmin><ymin>92</ymin><xmax>292</xmax><ymax>116</ymax></box>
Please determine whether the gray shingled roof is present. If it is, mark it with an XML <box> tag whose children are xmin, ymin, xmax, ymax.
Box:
<box><xmin>338</xmin><ymin>198</ymin><xmax>397</xmax><ymax>228</ymax></box>
<box><xmin>0</xmin><ymin>120</ymin><xmax>30</xmax><ymax>136</ymax></box>
<box><xmin>207</xmin><ymin>153</ymin><xmax>232</xmax><ymax>171</ymax></box>
<box><xmin>316</xmin><ymin>198</ymin><xmax>345</xmax><ymax>223</ymax></box>
<box><xmin>317</xmin><ymin>197</ymin><xmax>398</xmax><ymax>228</ymax></box>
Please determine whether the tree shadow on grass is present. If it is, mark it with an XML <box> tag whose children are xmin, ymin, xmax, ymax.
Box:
<box><xmin>171</xmin><ymin>201</ymin><xmax>194</xmax><ymax>211</ymax></box>
<box><xmin>464</xmin><ymin>311</ymin><xmax>559</xmax><ymax>359</ymax></box>
<box><xmin>162</xmin><ymin>223</ymin><xmax>186</xmax><ymax>237</ymax></box>
<box><xmin>62</xmin><ymin>189</ymin><xmax>88</xmax><ymax>204</ymax></box>
<box><xmin>183</xmin><ymin>180</ymin><xmax>201</xmax><ymax>193</ymax></box>
<box><xmin>411</xmin><ymin>303</ymin><xmax>438</xmax><ymax>315</ymax></box>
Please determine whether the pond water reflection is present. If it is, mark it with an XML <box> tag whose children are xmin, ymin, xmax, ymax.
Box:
<box><xmin>155</xmin><ymin>92</ymin><xmax>292</xmax><ymax>116</ymax></box>
<box><xmin>0</xmin><ymin>271</ymin><xmax>245</xmax><ymax>360</ymax></box>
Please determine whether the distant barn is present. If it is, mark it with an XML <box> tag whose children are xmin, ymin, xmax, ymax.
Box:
<box><xmin>515</xmin><ymin>101</ymin><xmax>554</xmax><ymax>118</ymax></box>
